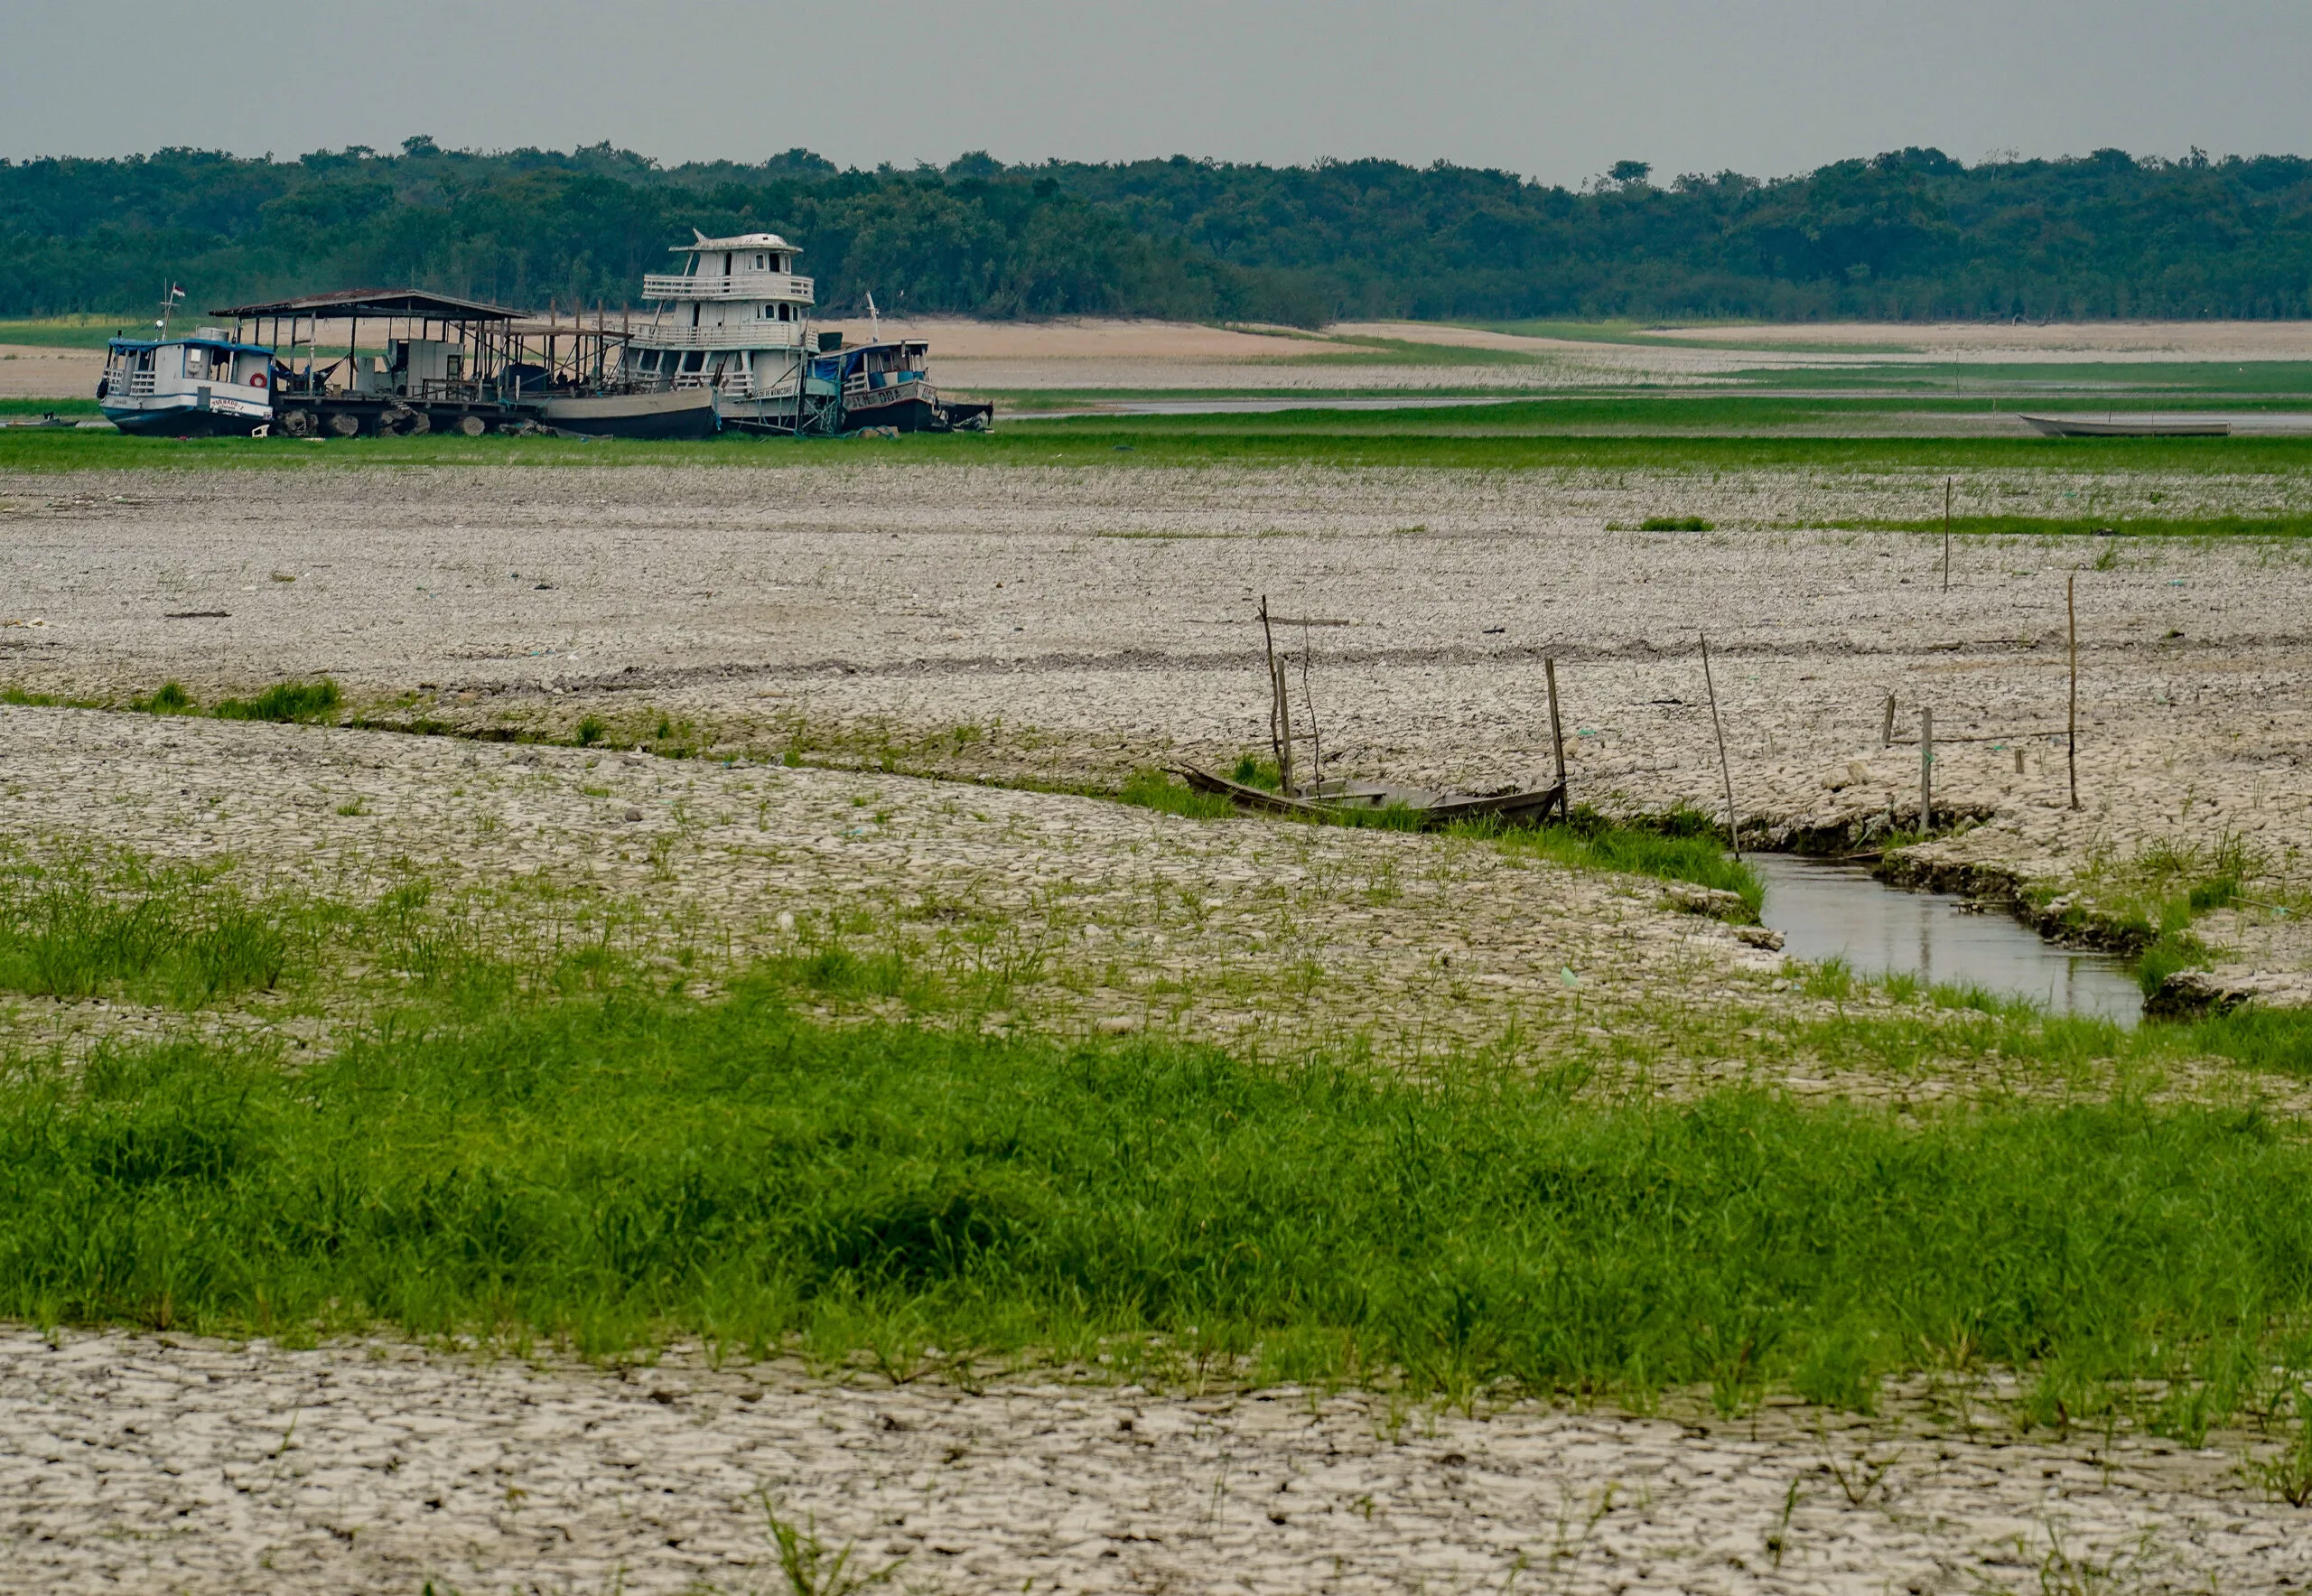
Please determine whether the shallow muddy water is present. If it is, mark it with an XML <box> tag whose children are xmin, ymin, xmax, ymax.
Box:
<box><xmin>1751</xmin><ymin>854</ymin><xmax>2143</xmax><ymax>1027</ymax></box>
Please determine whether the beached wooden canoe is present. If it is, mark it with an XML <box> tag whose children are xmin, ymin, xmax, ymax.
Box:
<box><xmin>1171</xmin><ymin>767</ymin><xmax>1566</xmax><ymax>827</ymax></box>
<box><xmin>2019</xmin><ymin>413</ymin><xmax>2231</xmax><ymax>438</ymax></box>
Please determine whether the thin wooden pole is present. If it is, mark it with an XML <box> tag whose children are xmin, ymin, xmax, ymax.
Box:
<box><xmin>1880</xmin><ymin>693</ymin><xmax>1896</xmax><ymax>749</ymax></box>
<box><xmin>2067</xmin><ymin>574</ymin><xmax>2080</xmax><ymax>810</ymax></box>
<box><xmin>1259</xmin><ymin>596</ymin><xmax>1289</xmax><ymax>792</ymax></box>
<box><xmin>1298</xmin><ymin>619</ymin><xmax>1320</xmax><ymax>789</ymax></box>
<box><xmin>1543</xmin><ymin>656</ymin><xmax>1567</xmax><ymax>813</ymax></box>
<box><xmin>1943</xmin><ymin>477</ymin><xmax>1953</xmax><ymax>593</ymax></box>
<box><xmin>1919</xmin><ymin>705</ymin><xmax>1934</xmax><ymax>832</ymax></box>
<box><xmin>1700</xmin><ymin>633</ymin><xmax>1739</xmax><ymax>859</ymax></box>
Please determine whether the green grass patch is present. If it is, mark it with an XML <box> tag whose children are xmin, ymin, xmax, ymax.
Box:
<box><xmin>11</xmin><ymin>413</ymin><xmax>2312</xmax><ymax>475</ymax></box>
<box><xmin>0</xmin><ymin>315</ymin><xmax>128</xmax><ymax>350</ymax></box>
<box><xmin>0</xmin><ymin>397</ymin><xmax>101</xmax><ymax>417</ymax></box>
<box><xmin>210</xmin><ymin>678</ymin><xmax>340</xmax><ymax>723</ymax></box>
<box><xmin>1480</xmin><ymin>806</ymin><xmax>1761</xmax><ymax>918</ymax></box>
<box><xmin>1117</xmin><ymin>768</ymin><xmax>1235</xmax><ymax>821</ymax></box>
<box><xmin>1845</xmin><ymin>514</ymin><xmax>2312</xmax><ymax>539</ymax></box>
<box><xmin>0</xmin><ymin>855</ymin><xmax>292</xmax><ymax>1005</ymax></box>
<box><xmin>6</xmin><ymin>969</ymin><xmax>2312</xmax><ymax>1429</ymax></box>
<box><xmin>130</xmin><ymin>680</ymin><xmax>196</xmax><ymax>715</ymax></box>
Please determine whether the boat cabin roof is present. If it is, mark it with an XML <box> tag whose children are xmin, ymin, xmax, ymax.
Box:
<box><xmin>108</xmin><ymin>336</ymin><xmax>274</xmax><ymax>356</ymax></box>
<box><xmin>209</xmin><ymin>287</ymin><xmax>520</xmax><ymax>322</ymax></box>
<box><xmin>676</xmin><ymin>231</ymin><xmax>797</xmax><ymax>254</ymax></box>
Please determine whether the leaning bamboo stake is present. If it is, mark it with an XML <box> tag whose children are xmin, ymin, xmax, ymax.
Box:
<box><xmin>1259</xmin><ymin>595</ymin><xmax>1286</xmax><ymax>788</ymax></box>
<box><xmin>1700</xmin><ymin>633</ymin><xmax>1739</xmax><ymax>859</ymax></box>
<box><xmin>2067</xmin><ymin>574</ymin><xmax>2081</xmax><ymax>810</ymax></box>
<box><xmin>1544</xmin><ymin>656</ymin><xmax>1568</xmax><ymax>816</ymax></box>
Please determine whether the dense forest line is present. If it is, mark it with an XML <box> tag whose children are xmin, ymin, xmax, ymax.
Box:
<box><xmin>4</xmin><ymin>137</ymin><xmax>2310</xmax><ymax>323</ymax></box>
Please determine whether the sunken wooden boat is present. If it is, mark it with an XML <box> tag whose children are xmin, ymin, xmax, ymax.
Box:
<box><xmin>1172</xmin><ymin>767</ymin><xmax>1566</xmax><ymax>827</ymax></box>
<box><xmin>2019</xmin><ymin>413</ymin><xmax>2231</xmax><ymax>438</ymax></box>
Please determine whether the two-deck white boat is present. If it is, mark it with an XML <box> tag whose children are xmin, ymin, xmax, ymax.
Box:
<box><xmin>621</xmin><ymin>231</ymin><xmax>989</xmax><ymax>434</ymax></box>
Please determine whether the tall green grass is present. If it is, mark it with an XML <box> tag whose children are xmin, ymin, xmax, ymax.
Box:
<box><xmin>0</xmin><ymin>857</ymin><xmax>290</xmax><ymax>1004</ymax></box>
<box><xmin>210</xmin><ymin>678</ymin><xmax>340</xmax><ymax>723</ymax></box>
<box><xmin>1478</xmin><ymin>806</ymin><xmax>1761</xmax><ymax>917</ymax></box>
<box><xmin>6</xmin><ymin>420</ymin><xmax>2310</xmax><ymax>475</ymax></box>
<box><xmin>5</xmin><ymin>970</ymin><xmax>2311</xmax><ymax>1435</ymax></box>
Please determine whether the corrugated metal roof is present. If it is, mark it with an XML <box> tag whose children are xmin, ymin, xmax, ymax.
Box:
<box><xmin>210</xmin><ymin>287</ymin><xmax>522</xmax><ymax>322</ymax></box>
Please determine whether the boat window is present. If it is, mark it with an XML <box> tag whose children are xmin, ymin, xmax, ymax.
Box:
<box><xmin>754</xmin><ymin>254</ymin><xmax>765</xmax><ymax>270</ymax></box>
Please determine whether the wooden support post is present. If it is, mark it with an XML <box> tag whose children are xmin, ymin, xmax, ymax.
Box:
<box><xmin>1943</xmin><ymin>477</ymin><xmax>1953</xmax><ymax>593</ymax></box>
<box><xmin>1259</xmin><ymin>596</ymin><xmax>1290</xmax><ymax>792</ymax></box>
<box><xmin>1700</xmin><ymin>633</ymin><xmax>1739</xmax><ymax>859</ymax></box>
<box><xmin>1919</xmin><ymin>705</ymin><xmax>1934</xmax><ymax>832</ymax></box>
<box><xmin>1273</xmin><ymin>656</ymin><xmax>1295</xmax><ymax>795</ymax></box>
<box><xmin>2067</xmin><ymin>574</ymin><xmax>2081</xmax><ymax>810</ymax></box>
<box><xmin>1543</xmin><ymin>655</ymin><xmax>1567</xmax><ymax>819</ymax></box>
<box><xmin>1881</xmin><ymin>693</ymin><xmax>1896</xmax><ymax>749</ymax></box>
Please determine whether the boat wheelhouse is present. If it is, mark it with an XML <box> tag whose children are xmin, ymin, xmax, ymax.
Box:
<box><xmin>99</xmin><ymin>328</ymin><xmax>275</xmax><ymax>436</ymax></box>
<box><xmin>624</xmin><ymin>231</ymin><xmax>990</xmax><ymax>434</ymax></box>
<box><xmin>623</xmin><ymin>230</ymin><xmax>813</xmax><ymax>431</ymax></box>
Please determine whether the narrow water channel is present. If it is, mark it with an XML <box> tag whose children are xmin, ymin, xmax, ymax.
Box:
<box><xmin>1748</xmin><ymin>854</ymin><xmax>2143</xmax><ymax>1027</ymax></box>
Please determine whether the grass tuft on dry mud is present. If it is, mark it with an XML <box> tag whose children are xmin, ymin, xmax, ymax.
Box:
<box><xmin>3</xmin><ymin>924</ymin><xmax>2311</xmax><ymax>1442</ymax></box>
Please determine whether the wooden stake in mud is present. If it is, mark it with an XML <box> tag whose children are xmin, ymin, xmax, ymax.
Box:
<box><xmin>2067</xmin><ymin>574</ymin><xmax>2081</xmax><ymax>810</ymax></box>
<box><xmin>1881</xmin><ymin>693</ymin><xmax>1896</xmax><ymax>750</ymax></box>
<box><xmin>1259</xmin><ymin>595</ymin><xmax>1289</xmax><ymax>791</ymax></box>
<box><xmin>1943</xmin><ymin>478</ymin><xmax>1953</xmax><ymax>593</ymax></box>
<box><xmin>1544</xmin><ymin>656</ymin><xmax>1568</xmax><ymax>818</ymax></box>
<box><xmin>1919</xmin><ymin>705</ymin><xmax>1934</xmax><ymax>832</ymax></box>
<box><xmin>1700</xmin><ymin>633</ymin><xmax>1739</xmax><ymax>859</ymax></box>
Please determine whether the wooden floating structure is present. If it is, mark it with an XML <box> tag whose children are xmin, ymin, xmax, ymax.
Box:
<box><xmin>1172</xmin><ymin>597</ymin><xmax>1569</xmax><ymax>829</ymax></box>
<box><xmin>2019</xmin><ymin>413</ymin><xmax>2231</xmax><ymax>438</ymax></box>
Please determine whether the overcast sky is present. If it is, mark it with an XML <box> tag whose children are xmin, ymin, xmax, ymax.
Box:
<box><xmin>6</xmin><ymin>0</ymin><xmax>2307</xmax><ymax>184</ymax></box>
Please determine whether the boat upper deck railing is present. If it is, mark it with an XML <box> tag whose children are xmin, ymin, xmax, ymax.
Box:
<box><xmin>642</xmin><ymin>271</ymin><xmax>814</xmax><ymax>303</ymax></box>
<box><xmin>634</xmin><ymin>322</ymin><xmax>813</xmax><ymax>350</ymax></box>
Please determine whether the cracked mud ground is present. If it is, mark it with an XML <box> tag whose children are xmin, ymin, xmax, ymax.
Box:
<box><xmin>4</xmin><ymin>457</ymin><xmax>2310</xmax><ymax>1592</ymax></box>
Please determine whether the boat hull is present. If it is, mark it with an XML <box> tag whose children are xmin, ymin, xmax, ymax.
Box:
<box><xmin>2019</xmin><ymin>414</ymin><xmax>2231</xmax><ymax>438</ymax></box>
<box><xmin>1173</xmin><ymin>767</ymin><xmax>1565</xmax><ymax>828</ymax></box>
<box><xmin>838</xmin><ymin>391</ymin><xmax>993</xmax><ymax>434</ymax></box>
<box><xmin>539</xmin><ymin>387</ymin><xmax>719</xmax><ymax>440</ymax></box>
<box><xmin>100</xmin><ymin>395</ymin><xmax>271</xmax><ymax>437</ymax></box>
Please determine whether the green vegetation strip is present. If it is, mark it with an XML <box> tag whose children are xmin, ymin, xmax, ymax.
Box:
<box><xmin>1843</xmin><ymin>514</ymin><xmax>2312</xmax><ymax>539</ymax></box>
<box><xmin>1</xmin><ymin>966</ymin><xmax>2308</xmax><ymax>1434</ymax></box>
<box><xmin>8</xmin><ymin>418</ymin><xmax>2312</xmax><ymax>475</ymax></box>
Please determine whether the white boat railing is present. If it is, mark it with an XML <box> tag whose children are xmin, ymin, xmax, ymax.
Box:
<box><xmin>639</xmin><ymin>323</ymin><xmax>811</xmax><ymax>350</ymax></box>
<box><xmin>641</xmin><ymin>272</ymin><xmax>814</xmax><ymax>303</ymax></box>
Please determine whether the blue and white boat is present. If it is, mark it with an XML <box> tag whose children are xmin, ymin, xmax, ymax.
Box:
<box><xmin>98</xmin><ymin>285</ymin><xmax>275</xmax><ymax>435</ymax></box>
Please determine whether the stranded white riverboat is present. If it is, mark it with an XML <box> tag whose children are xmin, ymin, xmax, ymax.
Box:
<box><xmin>622</xmin><ymin>231</ymin><xmax>990</xmax><ymax>434</ymax></box>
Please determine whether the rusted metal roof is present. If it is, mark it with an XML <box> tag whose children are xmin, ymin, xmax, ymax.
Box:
<box><xmin>209</xmin><ymin>288</ymin><xmax>522</xmax><ymax>322</ymax></box>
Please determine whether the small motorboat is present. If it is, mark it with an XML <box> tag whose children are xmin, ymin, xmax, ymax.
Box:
<box><xmin>2019</xmin><ymin>413</ymin><xmax>2231</xmax><ymax>438</ymax></box>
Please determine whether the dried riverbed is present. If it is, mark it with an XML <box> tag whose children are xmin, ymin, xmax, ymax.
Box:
<box><xmin>8</xmin><ymin>1328</ymin><xmax>2308</xmax><ymax>1596</ymax></box>
<box><xmin>5</xmin><ymin>458</ymin><xmax>2311</xmax><ymax>1593</ymax></box>
<box><xmin>5</xmin><ymin>461</ymin><xmax>2309</xmax><ymax>1001</ymax></box>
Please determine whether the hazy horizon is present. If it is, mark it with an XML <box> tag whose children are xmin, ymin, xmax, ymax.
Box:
<box><xmin>6</xmin><ymin>0</ymin><xmax>2309</xmax><ymax>188</ymax></box>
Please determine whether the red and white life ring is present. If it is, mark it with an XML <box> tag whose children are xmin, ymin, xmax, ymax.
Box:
<box><xmin>249</xmin><ymin>370</ymin><xmax>268</xmax><ymax>390</ymax></box>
